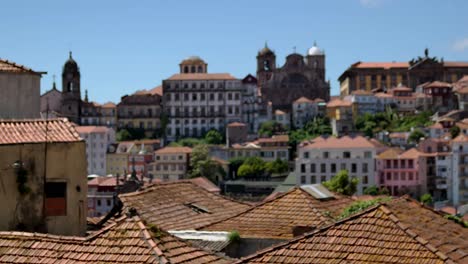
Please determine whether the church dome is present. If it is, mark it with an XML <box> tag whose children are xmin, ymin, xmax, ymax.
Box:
<box><xmin>307</xmin><ymin>43</ymin><xmax>324</xmax><ymax>56</ymax></box>
<box><xmin>63</xmin><ymin>51</ymin><xmax>79</xmax><ymax>74</ymax></box>
<box><xmin>258</xmin><ymin>42</ymin><xmax>274</xmax><ymax>56</ymax></box>
<box><xmin>181</xmin><ymin>56</ymin><xmax>206</xmax><ymax>65</ymax></box>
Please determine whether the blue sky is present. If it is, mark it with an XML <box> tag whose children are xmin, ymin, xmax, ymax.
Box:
<box><xmin>2</xmin><ymin>0</ymin><xmax>468</xmax><ymax>103</ymax></box>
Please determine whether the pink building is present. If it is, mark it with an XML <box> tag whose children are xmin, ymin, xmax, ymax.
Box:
<box><xmin>376</xmin><ymin>148</ymin><xmax>427</xmax><ymax>197</ymax></box>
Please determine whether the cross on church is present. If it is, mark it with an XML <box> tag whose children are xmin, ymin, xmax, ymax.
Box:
<box><xmin>52</xmin><ymin>74</ymin><xmax>56</xmax><ymax>83</ymax></box>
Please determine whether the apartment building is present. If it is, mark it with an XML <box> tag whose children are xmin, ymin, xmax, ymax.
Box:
<box><xmin>151</xmin><ymin>146</ymin><xmax>192</xmax><ymax>181</ymax></box>
<box><xmin>326</xmin><ymin>99</ymin><xmax>353</xmax><ymax>136</ymax></box>
<box><xmin>452</xmin><ymin>134</ymin><xmax>468</xmax><ymax>205</ymax></box>
<box><xmin>295</xmin><ymin>136</ymin><xmax>379</xmax><ymax>195</ymax></box>
<box><xmin>292</xmin><ymin>97</ymin><xmax>320</xmax><ymax>128</ymax></box>
<box><xmin>75</xmin><ymin>125</ymin><xmax>116</xmax><ymax>176</ymax></box>
<box><xmin>228</xmin><ymin>135</ymin><xmax>290</xmax><ymax>162</ymax></box>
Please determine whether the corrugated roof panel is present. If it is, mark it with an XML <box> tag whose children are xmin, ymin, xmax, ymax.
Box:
<box><xmin>300</xmin><ymin>184</ymin><xmax>334</xmax><ymax>200</ymax></box>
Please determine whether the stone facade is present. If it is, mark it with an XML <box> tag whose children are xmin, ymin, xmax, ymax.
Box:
<box><xmin>256</xmin><ymin>43</ymin><xmax>330</xmax><ymax>111</ymax></box>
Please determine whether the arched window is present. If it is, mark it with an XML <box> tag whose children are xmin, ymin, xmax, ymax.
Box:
<box><xmin>191</xmin><ymin>66</ymin><xmax>196</xmax><ymax>73</ymax></box>
<box><xmin>198</xmin><ymin>66</ymin><xmax>203</xmax><ymax>73</ymax></box>
<box><xmin>184</xmin><ymin>66</ymin><xmax>189</xmax><ymax>73</ymax></box>
<box><xmin>68</xmin><ymin>82</ymin><xmax>73</xmax><ymax>92</ymax></box>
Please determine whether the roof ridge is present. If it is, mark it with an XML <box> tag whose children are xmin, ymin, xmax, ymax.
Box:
<box><xmin>235</xmin><ymin>203</ymin><xmax>384</xmax><ymax>263</ymax></box>
<box><xmin>197</xmin><ymin>187</ymin><xmax>301</xmax><ymax>230</ymax></box>
<box><xmin>133</xmin><ymin>215</ymin><xmax>169</xmax><ymax>264</ymax></box>
<box><xmin>379</xmin><ymin>204</ymin><xmax>450</xmax><ymax>262</ymax></box>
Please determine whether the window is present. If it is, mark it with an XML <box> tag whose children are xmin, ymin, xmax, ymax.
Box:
<box><xmin>323</xmin><ymin>152</ymin><xmax>329</xmax><ymax>159</ymax></box>
<box><xmin>311</xmin><ymin>176</ymin><xmax>316</xmax><ymax>184</ymax></box>
<box><xmin>343</xmin><ymin>152</ymin><xmax>351</xmax><ymax>158</ymax></box>
<box><xmin>351</xmin><ymin>163</ymin><xmax>357</xmax><ymax>173</ymax></box>
<box><xmin>386</xmin><ymin>172</ymin><xmax>391</xmax><ymax>181</ymax></box>
<box><xmin>301</xmin><ymin>175</ymin><xmax>306</xmax><ymax>184</ymax></box>
<box><xmin>363</xmin><ymin>176</ymin><xmax>368</xmax><ymax>184</ymax></box>
<box><xmin>362</xmin><ymin>163</ymin><xmax>368</xmax><ymax>173</ymax></box>
<box><xmin>106</xmin><ymin>199</ymin><xmax>111</xmax><ymax>206</ymax></box>
<box><xmin>331</xmin><ymin>163</ymin><xmax>336</xmax><ymax>173</ymax></box>
<box><xmin>97</xmin><ymin>200</ymin><xmax>101</xmax><ymax>206</ymax></box>
<box><xmin>303</xmin><ymin>152</ymin><xmax>309</xmax><ymax>159</ymax></box>
<box><xmin>321</xmin><ymin>175</ymin><xmax>326</xmax><ymax>182</ymax></box>
<box><xmin>301</xmin><ymin>164</ymin><xmax>306</xmax><ymax>173</ymax></box>
<box><xmin>320</xmin><ymin>163</ymin><xmax>326</xmax><ymax>173</ymax></box>
<box><xmin>310</xmin><ymin>164</ymin><xmax>316</xmax><ymax>173</ymax></box>
<box><xmin>341</xmin><ymin>163</ymin><xmax>346</xmax><ymax>170</ymax></box>
<box><xmin>45</xmin><ymin>182</ymin><xmax>67</xmax><ymax>216</ymax></box>
<box><xmin>364</xmin><ymin>151</ymin><xmax>372</xmax><ymax>158</ymax></box>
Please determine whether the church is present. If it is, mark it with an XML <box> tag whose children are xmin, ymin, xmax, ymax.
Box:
<box><xmin>41</xmin><ymin>52</ymin><xmax>83</xmax><ymax>124</ymax></box>
<box><xmin>256</xmin><ymin>42</ymin><xmax>330</xmax><ymax>111</ymax></box>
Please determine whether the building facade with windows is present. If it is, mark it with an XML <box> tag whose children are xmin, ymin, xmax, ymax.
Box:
<box><xmin>292</xmin><ymin>97</ymin><xmax>320</xmax><ymax>129</ymax></box>
<box><xmin>339</xmin><ymin>49</ymin><xmax>468</xmax><ymax>96</ymax></box>
<box><xmin>163</xmin><ymin>57</ymin><xmax>243</xmax><ymax>141</ymax></box>
<box><xmin>295</xmin><ymin>136</ymin><xmax>378</xmax><ymax>195</ymax></box>
<box><xmin>75</xmin><ymin>126</ymin><xmax>116</xmax><ymax>176</ymax></box>
<box><xmin>151</xmin><ymin>147</ymin><xmax>192</xmax><ymax>181</ymax></box>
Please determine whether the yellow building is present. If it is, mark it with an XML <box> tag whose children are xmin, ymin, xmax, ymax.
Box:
<box><xmin>152</xmin><ymin>146</ymin><xmax>192</xmax><ymax>181</ymax></box>
<box><xmin>0</xmin><ymin>119</ymin><xmax>87</xmax><ymax>236</ymax></box>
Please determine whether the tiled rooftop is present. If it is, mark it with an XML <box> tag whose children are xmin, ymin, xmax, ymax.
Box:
<box><xmin>0</xmin><ymin>215</ymin><xmax>228</xmax><ymax>263</ymax></box>
<box><xmin>236</xmin><ymin>199</ymin><xmax>459</xmax><ymax>263</ymax></box>
<box><xmin>0</xmin><ymin>58</ymin><xmax>44</xmax><ymax>74</ymax></box>
<box><xmin>155</xmin><ymin>146</ymin><xmax>193</xmax><ymax>154</ymax></box>
<box><xmin>0</xmin><ymin>118</ymin><xmax>81</xmax><ymax>145</ymax></box>
<box><xmin>200</xmin><ymin>188</ymin><xmax>354</xmax><ymax>239</ymax></box>
<box><xmin>167</xmin><ymin>73</ymin><xmax>237</xmax><ymax>81</ymax></box>
<box><xmin>119</xmin><ymin>181</ymin><xmax>251</xmax><ymax>230</ymax></box>
<box><xmin>301</xmin><ymin>135</ymin><xmax>378</xmax><ymax>149</ymax></box>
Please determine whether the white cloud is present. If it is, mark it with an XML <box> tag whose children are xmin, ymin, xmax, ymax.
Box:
<box><xmin>359</xmin><ymin>0</ymin><xmax>385</xmax><ymax>8</ymax></box>
<box><xmin>453</xmin><ymin>38</ymin><xmax>468</xmax><ymax>52</ymax></box>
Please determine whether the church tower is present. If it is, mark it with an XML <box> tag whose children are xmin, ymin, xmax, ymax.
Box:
<box><xmin>256</xmin><ymin>43</ymin><xmax>276</xmax><ymax>88</ymax></box>
<box><xmin>306</xmin><ymin>42</ymin><xmax>325</xmax><ymax>81</ymax></box>
<box><xmin>61</xmin><ymin>51</ymin><xmax>82</xmax><ymax>124</ymax></box>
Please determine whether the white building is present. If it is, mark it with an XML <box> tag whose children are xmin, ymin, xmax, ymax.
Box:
<box><xmin>0</xmin><ymin>58</ymin><xmax>45</xmax><ymax>119</ymax></box>
<box><xmin>295</xmin><ymin>136</ymin><xmax>379</xmax><ymax>195</ymax></box>
<box><xmin>451</xmin><ymin>134</ymin><xmax>468</xmax><ymax>205</ymax></box>
<box><xmin>345</xmin><ymin>90</ymin><xmax>378</xmax><ymax>115</ymax></box>
<box><xmin>292</xmin><ymin>97</ymin><xmax>319</xmax><ymax>128</ymax></box>
<box><xmin>163</xmin><ymin>56</ymin><xmax>243</xmax><ymax>141</ymax></box>
<box><xmin>274</xmin><ymin>110</ymin><xmax>290</xmax><ymax>128</ymax></box>
<box><xmin>240</xmin><ymin>74</ymin><xmax>272</xmax><ymax>133</ymax></box>
<box><xmin>75</xmin><ymin>126</ymin><xmax>116</xmax><ymax>175</ymax></box>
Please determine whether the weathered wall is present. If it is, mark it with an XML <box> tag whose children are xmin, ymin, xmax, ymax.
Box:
<box><xmin>0</xmin><ymin>142</ymin><xmax>87</xmax><ymax>236</ymax></box>
<box><xmin>0</xmin><ymin>72</ymin><xmax>40</xmax><ymax>119</ymax></box>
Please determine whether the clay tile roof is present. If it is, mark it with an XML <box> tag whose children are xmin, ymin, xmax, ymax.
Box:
<box><xmin>154</xmin><ymin>146</ymin><xmax>192</xmax><ymax>154</ymax></box>
<box><xmin>119</xmin><ymin>181</ymin><xmax>251</xmax><ymax>230</ymax></box>
<box><xmin>257</xmin><ymin>135</ymin><xmax>289</xmax><ymax>143</ymax></box>
<box><xmin>293</xmin><ymin>96</ymin><xmax>314</xmax><ymax>103</ymax></box>
<box><xmin>75</xmin><ymin>125</ymin><xmax>110</xmax><ymax>134</ymax></box>
<box><xmin>149</xmin><ymin>85</ymin><xmax>163</xmax><ymax>96</ymax></box>
<box><xmin>378</xmin><ymin>148</ymin><xmax>405</xmax><ymax>159</ymax></box>
<box><xmin>326</xmin><ymin>99</ymin><xmax>353</xmax><ymax>107</ymax></box>
<box><xmin>0</xmin><ymin>58</ymin><xmax>45</xmax><ymax>75</ymax></box>
<box><xmin>167</xmin><ymin>73</ymin><xmax>237</xmax><ymax>81</ymax></box>
<box><xmin>399</xmin><ymin>148</ymin><xmax>422</xmax><ymax>159</ymax></box>
<box><xmin>353</xmin><ymin>61</ymin><xmax>409</xmax><ymax>69</ymax></box>
<box><xmin>101</xmin><ymin>102</ymin><xmax>116</xmax><ymax>108</ymax></box>
<box><xmin>227</xmin><ymin>122</ymin><xmax>247</xmax><ymax>127</ymax></box>
<box><xmin>0</xmin><ymin>118</ymin><xmax>81</xmax><ymax>145</ymax></box>
<box><xmin>351</xmin><ymin>89</ymin><xmax>373</xmax><ymax>95</ymax></box>
<box><xmin>375</xmin><ymin>92</ymin><xmax>394</xmax><ymax>98</ymax></box>
<box><xmin>274</xmin><ymin>109</ymin><xmax>286</xmax><ymax>115</ymax></box>
<box><xmin>425</xmin><ymin>81</ymin><xmax>452</xmax><ymax>88</ymax></box>
<box><xmin>453</xmin><ymin>134</ymin><xmax>468</xmax><ymax>143</ymax></box>
<box><xmin>303</xmin><ymin>136</ymin><xmax>377</xmax><ymax>149</ymax></box>
<box><xmin>0</xmin><ymin>216</ymin><xmax>228</xmax><ymax>263</ymax></box>
<box><xmin>392</xmin><ymin>86</ymin><xmax>413</xmax><ymax>92</ymax></box>
<box><xmin>88</xmin><ymin>176</ymin><xmax>121</xmax><ymax>187</ymax></box>
<box><xmin>236</xmin><ymin>198</ymin><xmax>460</xmax><ymax>263</ymax></box>
<box><xmin>200</xmin><ymin>188</ymin><xmax>354</xmax><ymax>239</ymax></box>
<box><xmin>443</xmin><ymin>61</ymin><xmax>468</xmax><ymax>67</ymax></box>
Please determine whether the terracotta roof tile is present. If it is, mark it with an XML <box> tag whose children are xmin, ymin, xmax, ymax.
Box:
<box><xmin>0</xmin><ymin>58</ymin><xmax>44</xmax><ymax>74</ymax></box>
<box><xmin>236</xmin><ymin>199</ymin><xmax>460</xmax><ymax>263</ymax></box>
<box><xmin>119</xmin><ymin>181</ymin><xmax>251</xmax><ymax>230</ymax></box>
<box><xmin>0</xmin><ymin>118</ymin><xmax>81</xmax><ymax>145</ymax></box>
<box><xmin>200</xmin><ymin>188</ymin><xmax>354</xmax><ymax>239</ymax></box>
<box><xmin>424</xmin><ymin>81</ymin><xmax>452</xmax><ymax>88</ymax></box>
<box><xmin>353</xmin><ymin>61</ymin><xmax>409</xmax><ymax>69</ymax></box>
<box><xmin>227</xmin><ymin>122</ymin><xmax>247</xmax><ymax>127</ymax></box>
<box><xmin>154</xmin><ymin>146</ymin><xmax>192</xmax><ymax>154</ymax></box>
<box><xmin>75</xmin><ymin>125</ymin><xmax>111</xmax><ymax>134</ymax></box>
<box><xmin>326</xmin><ymin>99</ymin><xmax>353</xmax><ymax>107</ymax></box>
<box><xmin>301</xmin><ymin>135</ymin><xmax>377</xmax><ymax>149</ymax></box>
<box><xmin>0</xmin><ymin>216</ymin><xmax>228</xmax><ymax>263</ymax></box>
<box><xmin>293</xmin><ymin>96</ymin><xmax>314</xmax><ymax>103</ymax></box>
<box><xmin>167</xmin><ymin>73</ymin><xmax>237</xmax><ymax>81</ymax></box>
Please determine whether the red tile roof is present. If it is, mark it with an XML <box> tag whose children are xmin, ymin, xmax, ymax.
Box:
<box><xmin>293</xmin><ymin>96</ymin><xmax>314</xmax><ymax>103</ymax></box>
<box><xmin>302</xmin><ymin>136</ymin><xmax>377</xmax><ymax>149</ymax></box>
<box><xmin>101</xmin><ymin>102</ymin><xmax>117</xmax><ymax>108</ymax></box>
<box><xmin>119</xmin><ymin>181</ymin><xmax>251</xmax><ymax>230</ymax></box>
<box><xmin>424</xmin><ymin>81</ymin><xmax>452</xmax><ymax>88</ymax></box>
<box><xmin>200</xmin><ymin>188</ymin><xmax>354</xmax><ymax>239</ymax></box>
<box><xmin>353</xmin><ymin>61</ymin><xmax>409</xmax><ymax>69</ymax></box>
<box><xmin>236</xmin><ymin>198</ymin><xmax>463</xmax><ymax>263</ymax></box>
<box><xmin>0</xmin><ymin>215</ymin><xmax>228</xmax><ymax>263</ymax></box>
<box><xmin>75</xmin><ymin>125</ymin><xmax>111</xmax><ymax>134</ymax></box>
<box><xmin>167</xmin><ymin>73</ymin><xmax>237</xmax><ymax>81</ymax></box>
<box><xmin>154</xmin><ymin>146</ymin><xmax>192</xmax><ymax>154</ymax></box>
<box><xmin>0</xmin><ymin>118</ymin><xmax>81</xmax><ymax>145</ymax></box>
<box><xmin>0</xmin><ymin>58</ymin><xmax>45</xmax><ymax>75</ymax></box>
<box><xmin>326</xmin><ymin>99</ymin><xmax>353</xmax><ymax>107</ymax></box>
<box><xmin>227</xmin><ymin>122</ymin><xmax>247</xmax><ymax>127</ymax></box>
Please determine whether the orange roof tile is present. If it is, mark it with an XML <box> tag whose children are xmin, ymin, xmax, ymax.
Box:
<box><xmin>75</xmin><ymin>125</ymin><xmax>111</xmax><ymax>134</ymax></box>
<box><xmin>302</xmin><ymin>136</ymin><xmax>377</xmax><ymax>149</ymax></box>
<box><xmin>154</xmin><ymin>146</ymin><xmax>192</xmax><ymax>154</ymax></box>
<box><xmin>326</xmin><ymin>99</ymin><xmax>353</xmax><ymax>107</ymax></box>
<box><xmin>351</xmin><ymin>89</ymin><xmax>373</xmax><ymax>95</ymax></box>
<box><xmin>119</xmin><ymin>181</ymin><xmax>251</xmax><ymax>230</ymax></box>
<box><xmin>443</xmin><ymin>61</ymin><xmax>468</xmax><ymax>67</ymax></box>
<box><xmin>453</xmin><ymin>134</ymin><xmax>468</xmax><ymax>143</ymax></box>
<box><xmin>200</xmin><ymin>188</ymin><xmax>354</xmax><ymax>239</ymax></box>
<box><xmin>0</xmin><ymin>215</ymin><xmax>228</xmax><ymax>263</ymax></box>
<box><xmin>0</xmin><ymin>118</ymin><xmax>81</xmax><ymax>145</ymax></box>
<box><xmin>353</xmin><ymin>61</ymin><xmax>409</xmax><ymax>69</ymax></box>
<box><xmin>101</xmin><ymin>102</ymin><xmax>116</xmax><ymax>108</ymax></box>
<box><xmin>293</xmin><ymin>96</ymin><xmax>314</xmax><ymax>103</ymax></box>
<box><xmin>377</xmin><ymin>148</ymin><xmax>405</xmax><ymax>159</ymax></box>
<box><xmin>236</xmin><ymin>200</ymin><xmax>455</xmax><ymax>263</ymax></box>
<box><xmin>0</xmin><ymin>58</ymin><xmax>45</xmax><ymax>74</ymax></box>
<box><xmin>257</xmin><ymin>135</ymin><xmax>289</xmax><ymax>143</ymax></box>
<box><xmin>227</xmin><ymin>122</ymin><xmax>247</xmax><ymax>127</ymax></box>
<box><xmin>424</xmin><ymin>81</ymin><xmax>452</xmax><ymax>88</ymax></box>
<box><xmin>167</xmin><ymin>73</ymin><xmax>237</xmax><ymax>81</ymax></box>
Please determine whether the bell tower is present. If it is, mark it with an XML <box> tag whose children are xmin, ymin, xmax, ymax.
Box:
<box><xmin>256</xmin><ymin>42</ymin><xmax>276</xmax><ymax>88</ymax></box>
<box><xmin>61</xmin><ymin>51</ymin><xmax>82</xmax><ymax>124</ymax></box>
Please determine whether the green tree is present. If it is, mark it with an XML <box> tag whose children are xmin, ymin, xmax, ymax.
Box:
<box><xmin>169</xmin><ymin>138</ymin><xmax>204</xmax><ymax>147</ymax></box>
<box><xmin>237</xmin><ymin>157</ymin><xmax>266</xmax><ymax>179</ymax></box>
<box><xmin>420</xmin><ymin>193</ymin><xmax>433</xmax><ymax>205</ymax></box>
<box><xmin>258</xmin><ymin>121</ymin><xmax>286</xmax><ymax>137</ymax></box>
<box><xmin>450</xmin><ymin>126</ymin><xmax>461</xmax><ymax>139</ymax></box>
<box><xmin>363</xmin><ymin>185</ymin><xmax>379</xmax><ymax>196</ymax></box>
<box><xmin>116</xmin><ymin>129</ymin><xmax>132</xmax><ymax>141</ymax></box>
<box><xmin>408</xmin><ymin>129</ymin><xmax>426</xmax><ymax>144</ymax></box>
<box><xmin>189</xmin><ymin>144</ymin><xmax>224</xmax><ymax>182</ymax></box>
<box><xmin>323</xmin><ymin>170</ymin><xmax>358</xmax><ymax>196</ymax></box>
<box><xmin>205</xmin><ymin>129</ymin><xmax>224</xmax><ymax>145</ymax></box>
<box><xmin>265</xmin><ymin>158</ymin><xmax>289</xmax><ymax>175</ymax></box>
<box><xmin>228</xmin><ymin>157</ymin><xmax>247</xmax><ymax>178</ymax></box>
